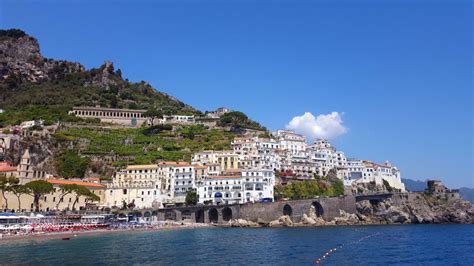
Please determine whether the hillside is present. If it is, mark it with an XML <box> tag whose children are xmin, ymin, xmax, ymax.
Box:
<box><xmin>0</xmin><ymin>29</ymin><xmax>199</xmax><ymax>126</ymax></box>
<box><xmin>0</xmin><ymin>28</ymin><xmax>268</xmax><ymax>179</ymax></box>
<box><xmin>55</xmin><ymin>125</ymin><xmax>235</xmax><ymax>167</ymax></box>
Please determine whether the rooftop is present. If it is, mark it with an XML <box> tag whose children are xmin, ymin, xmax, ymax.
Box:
<box><xmin>47</xmin><ymin>179</ymin><xmax>106</xmax><ymax>189</ymax></box>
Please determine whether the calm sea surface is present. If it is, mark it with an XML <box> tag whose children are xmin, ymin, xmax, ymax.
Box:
<box><xmin>0</xmin><ymin>225</ymin><xmax>473</xmax><ymax>265</ymax></box>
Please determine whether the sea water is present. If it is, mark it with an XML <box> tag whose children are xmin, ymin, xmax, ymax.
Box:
<box><xmin>0</xmin><ymin>225</ymin><xmax>473</xmax><ymax>265</ymax></box>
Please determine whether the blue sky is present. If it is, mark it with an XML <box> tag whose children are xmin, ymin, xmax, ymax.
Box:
<box><xmin>1</xmin><ymin>0</ymin><xmax>472</xmax><ymax>188</ymax></box>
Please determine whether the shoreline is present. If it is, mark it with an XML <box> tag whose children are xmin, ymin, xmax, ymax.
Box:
<box><xmin>2</xmin><ymin>222</ymin><xmax>472</xmax><ymax>244</ymax></box>
<box><xmin>0</xmin><ymin>223</ymin><xmax>211</xmax><ymax>243</ymax></box>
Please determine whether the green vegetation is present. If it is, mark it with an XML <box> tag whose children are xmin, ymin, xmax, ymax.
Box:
<box><xmin>0</xmin><ymin>176</ymin><xmax>20</xmax><ymax>210</ymax></box>
<box><xmin>0</xmin><ymin>29</ymin><xmax>27</xmax><ymax>39</ymax></box>
<box><xmin>185</xmin><ymin>189</ymin><xmax>198</xmax><ymax>205</ymax></box>
<box><xmin>54</xmin><ymin>125</ymin><xmax>235</xmax><ymax>167</ymax></box>
<box><xmin>71</xmin><ymin>185</ymin><xmax>100</xmax><ymax>210</ymax></box>
<box><xmin>55</xmin><ymin>151</ymin><xmax>91</xmax><ymax>179</ymax></box>
<box><xmin>218</xmin><ymin>111</ymin><xmax>266</xmax><ymax>131</ymax></box>
<box><xmin>10</xmin><ymin>183</ymin><xmax>30</xmax><ymax>211</ymax></box>
<box><xmin>144</xmin><ymin>108</ymin><xmax>163</xmax><ymax>125</ymax></box>
<box><xmin>274</xmin><ymin>178</ymin><xmax>345</xmax><ymax>200</ymax></box>
<box><xmin>24</xmin><ymin>180</ymin><xmax>55</xmax><ymax>212</ymax></box>
<box><xmin>0</xmin><ymin>63</ymin><xmax>199</xmax><ymax>125</ymax></box>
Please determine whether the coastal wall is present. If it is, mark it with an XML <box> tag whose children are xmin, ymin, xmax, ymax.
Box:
<box><xmin>133</xmin><ymin>196</ymin><xmax>358</xmax><ymax>224</ymax></box>
<box><xmin>115</xmin><ymin>192</ymin><xmax>473</xmax><ymax>225</ymax></box>
<box><xmin>239</xmin><ymin>196</ymin><xmax>357</xmax><ymax>223</ymax></box>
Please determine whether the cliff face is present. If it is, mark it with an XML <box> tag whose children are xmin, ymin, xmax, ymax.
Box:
<box><xmin>229</xmin><ymin>193</ymin><xmax>474</xmax><ymax>228</ymax></box>
<box><xmin>356</xmin><ymin>193</ymin><xmax>474</xmax><ymax>225</ymax></box>
<box><xmin>0</xmin><ymin>28</ymin><xmax>199</xmax><ymax>127</ymax></box>
<box><xmin>0</xmin><ymin>29</ymin><xmax>84</xmax><ymax>86</ymax></box>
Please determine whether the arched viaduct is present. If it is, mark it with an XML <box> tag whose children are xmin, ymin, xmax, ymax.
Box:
<box><xmin>117</xmin><ymin>195</ymin><xmax>358</xmax><ymax>224</ymax></box>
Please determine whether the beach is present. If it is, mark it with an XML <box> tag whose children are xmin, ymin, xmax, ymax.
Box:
<box><xmin>0</xmin><ymin>223</ymin><xmax>211</xmax><ymax>243</ymax></box>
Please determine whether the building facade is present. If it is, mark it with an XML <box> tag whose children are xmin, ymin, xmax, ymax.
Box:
<box><xmin>197</xmin><ymin>169</ymin><xmax>275</xmax><ymax>205</ymax></box>
<box><xmin>69</xmin><ymin>106</ymin><xmax>148</xmax><ymax>127</ymax></box>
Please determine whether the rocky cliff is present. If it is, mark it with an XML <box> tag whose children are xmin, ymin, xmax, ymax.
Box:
<box><xmin>228</xmin><ymin>193</ymin><xmax>474</xmax><ymax>227</ymax></box>
<box><xmin>0</xmin><ymin>29</ymin><xmax>84</xmax><ymax>86</ymax></box>
<box><xmin>0</xmin><ymin>28</ymin><xmax>198</xmax><ymax>126</ymax></box>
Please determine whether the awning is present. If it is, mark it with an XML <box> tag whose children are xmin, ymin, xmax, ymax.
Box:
<box><xmin>214</xmin><ymin>192</ymin><xmax>222</xmax><ymax>198</ymax></box>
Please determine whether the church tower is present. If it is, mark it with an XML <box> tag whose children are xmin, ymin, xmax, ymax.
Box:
<box><xmin>17</xmin><ymin>149</ymin><xmax>33</xmax><ymax>180</ymax></box>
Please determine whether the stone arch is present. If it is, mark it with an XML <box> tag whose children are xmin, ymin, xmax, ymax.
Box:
<box><xmin>144</xmin><ymin>211</ymin><xmax>152</xmax><ymax>218</ymax></box>
<box><xmin>222</xmin><ymin>207</ymin><xmax>232</xmax><ymax>222</ymax></box>
<box><xmin>209</xmin><ymin>208</ymin><xmax>218</xmax><ymax>223</ymax></box>
<box><xmin>165</xmin><ymin>210</ymin><xmax>177</xmax><ymax>221</ymax></box>
<box><xmin>182</xmin><ymin>210</ymin><xmax>191</xmax><ymax>220</ymax></box>
<box><xmin>312</xmin><ymin>201</ymin><xmax>324</xmax><ymax>217</ymax></box>
<box><xmin>195</xmin><ymin>209</ymin><xmax>205</xmax><ymax>223</ymax></box>
<box><xmin>283</xmin><ymin>204</ymin><xmax>292</xmax><ymax>216</ymax></box>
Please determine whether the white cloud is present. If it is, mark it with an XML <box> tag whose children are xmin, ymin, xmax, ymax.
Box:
<box><xmin>285</xmin><ymin>112</ymin><xmax>347</xmax><ymax>141</ymax></box>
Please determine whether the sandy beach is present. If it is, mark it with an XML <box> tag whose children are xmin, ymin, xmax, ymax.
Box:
<box><xmin>0</xmin><ymin>223</ymin><xmax>211</xmax><ymax>244</ymax></box>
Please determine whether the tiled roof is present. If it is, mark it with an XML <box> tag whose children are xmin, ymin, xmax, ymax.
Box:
<box><xmin>0</xmin><ymin>162</ymin><xmax>17</xmax><ymax>172</ymax></box>
<box><xmin>47</xmin><ymin>179</ymin><xmax>105</xmax><ymax>188</ymax></box>
<box><xmin>126</xmin><ymin>165</ymin><xmax>159</xmax><ymax>170</ymax></box>
<box><xmin>158</xmin><ymin>162</ymin><xmax>192</xmax><ymax>167</ymax></box>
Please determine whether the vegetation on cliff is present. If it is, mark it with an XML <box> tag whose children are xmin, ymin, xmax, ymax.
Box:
<box><xmin>274</xmin><ymin>178</ymin><xmax>345</xmax><ymax>200</ymax></box>
<box><xmin>54</xmin><ymin>125</ymin><xmax>235</xmax><ymax>167</ymax></box>
<box><xmin>0</xmin><ymin>67</ymin><xmax>197</xmax><ymax>126</ymax></box>
<box><xmin>55</xmin><ymin>151</ymin><xmax>91</xmax><ymax>179</ymax></box>
<box><xmin>217</xmin><ymin>111</ymin><xmax>266</xmax><ymax>131</ymax></box>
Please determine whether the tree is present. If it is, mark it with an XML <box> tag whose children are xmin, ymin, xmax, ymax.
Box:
<box><xmin>144</xmin><ymin>108</ymin><xmax>163</xmax><ymax>126</ymax></box>
<box><xmin>55</xmin><ymin>151</ymin><xmax>90</xmax><ymax>179</ymax></box>
<box><xmin>218</xmin><ymin>111</ymin><xmax>265</xmax><ymax>130</ymax></box>
<box><xmin>185</xmin><ymin>189</ymin><xmax>198</xmax><ymax>206</ymax></box>
<box><xmin>71</xmin><ymin>185</ymin><xmax>100</xmax><ymax>211</ymax></box>
<box><xmin>25</xmin><ymin>180</ymin><xmax>54</xmax><ymax>212</ymax></box>
<box><xmin>55</xmin><ymin>184</ymin><xmax>80</xmax><ymax>210</ymax></box>
<box><xmin>10</xmin><ymin>184</ymin><xmax>29</xmax><ymax>212</ymax></box>
<box><xmin>0</xmin><ymin>176</ymin><xmax>19</xmax><ymax>210</ymax></box>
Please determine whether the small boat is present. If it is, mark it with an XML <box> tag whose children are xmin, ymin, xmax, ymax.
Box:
<box><xmin>62</xmin><ymin>237</ymin><xmax>71</xmax><ymax>240</ymax></box>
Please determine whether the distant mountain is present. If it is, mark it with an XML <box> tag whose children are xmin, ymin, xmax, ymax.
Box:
<box><xmin>459</xmin><ymin>187</ymin><xmax>474</xmax><ymax>204</ymax></box>
<box><xmin>402</xmin><ymin>178</ymin><xmax>427</xmax><ymax>192</ymax></box>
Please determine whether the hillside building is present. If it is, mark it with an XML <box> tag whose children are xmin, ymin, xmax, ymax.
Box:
<box><xmin>69</xmin><ymin>106</ymin><xmax>147</xmax><ymax>127</ymax></box>
<box><xmin>196</xmin><ymin>168</ymin><xmax>275</xmax><ymax>205</ymax></box>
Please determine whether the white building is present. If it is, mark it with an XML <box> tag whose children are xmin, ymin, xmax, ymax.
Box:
<box><xmin>197</xmin><ymin>169</ymin><xmax>275</xmax><ymax>205</ymax></box>
<box><xmin>104</xmin><ymin>162</ymin><xmax>198</xmax><ymax>208</ymax></box>
<box><xmin>20</xmin><ymin>119</ymin><xmax>44</xmax><ymax>129</ymax></box>
<box><xmin>337</xmin><ymin>159</ymin><xmax>405</xmax><ymax>191</ymax></box>
<box><xmin>105</xmin><ymin>164</ymin><xmax>165</xmax><ymax>209</ymax></box>
<box><xmin>206</xmin><ymin>107</ymin><xmax>231</xmax><ymax>118</ymax></box>
<box><xmin>160</xmin><ymin>115</ymin><xmax>195</xmax><ymax>124</ymax></box>
<box><xmin>274</xmin><ymin>130</ymin><xmax>307</xmax><ymax>155</ymax></box>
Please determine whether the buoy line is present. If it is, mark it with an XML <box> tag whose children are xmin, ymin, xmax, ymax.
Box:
<box><xmin>314</xmin><ymin>232</ymin><xmax>382</xmax><ymax>264</ymax></box>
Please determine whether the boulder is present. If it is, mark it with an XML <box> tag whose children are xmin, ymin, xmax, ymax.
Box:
<box><xmin>269</xmin><ymin>215</ymin><xmax>293</xmax><ymax>227</ymax></box>
<box><xmin>333</xmin><ymin>210</ymin><xmax>359</xmax><ymax>225</ymax></box>
<box><xmin>229</xmin><ymin>219</ymin><xmax>258</xmax><ymax>227</ymax></box>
